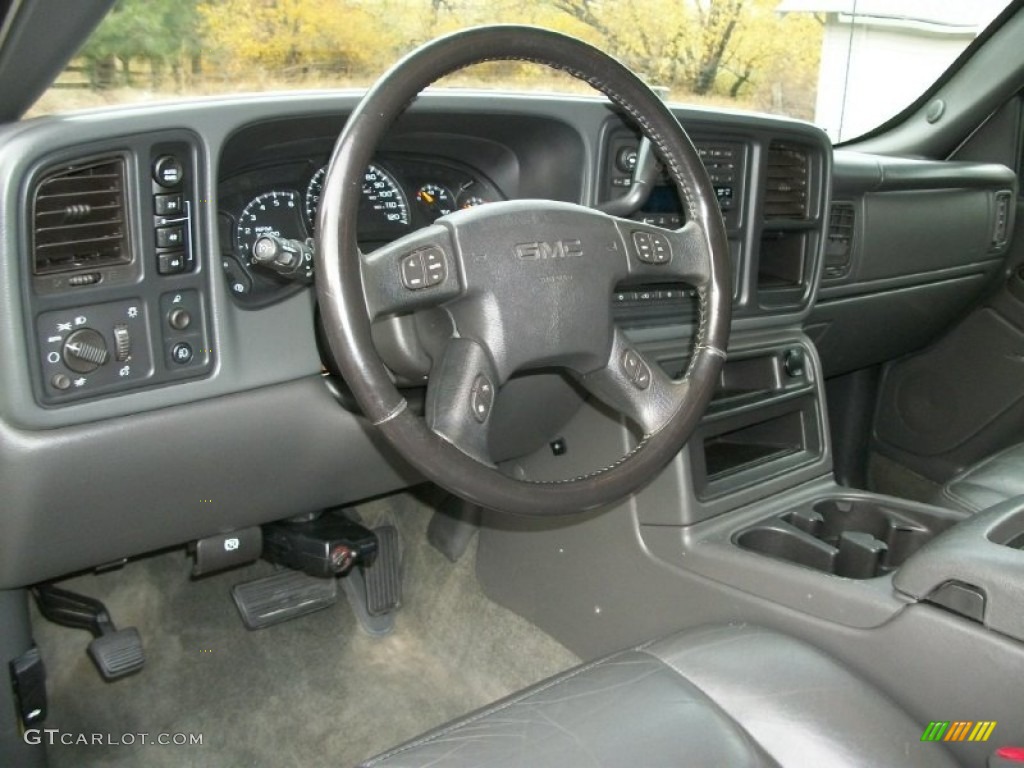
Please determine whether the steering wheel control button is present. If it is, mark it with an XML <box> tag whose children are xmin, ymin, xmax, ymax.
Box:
<box><xmin>634</xmin><ymin>362</ymin><xmax>652</xmax><ymax>390</ymax></box>
<box><xmin>470</xmin><ymin>375</ymin><xmax>494</xmax><ymax>423</ymax></box>
<box><xmin>400</xmin><ymin>253</ymin><xmax>427</xmax><ymax>289</ymax></box>
<box><xmin>63</xmin><ymin>329</ymin><xmax>109</xmax><ymax>373</ymax></box>
<box><xmin>633</xmin><ymin>230</ymin><xmax>671</xmax><ymax>264</ymax></box>
<box><xmin>400</xmin><ymin>247</ymin><xmax>447</xmax><ymax>290</ymax></box>
<box><xmin>622</xmin><ymin>349</ymin><xmax>641</xmax><ymax>380</ymax></box>
<box><xmin>171</xmin><ymin>342</ymin><xmax>193</xmax><ymax>365</ymax></box>
<box><xmin>421</xmin><ymin>247</ymin><xmax>447</xmax><ymax>286</ymax></box>
<box><xmin>168</xmin><ymin>307</ymin><xmax>192</xmax><ymax>331</ymax></box>
<box><xmin>153</xmin><ymin>155</ymin><xmax>183</xmax><ymax>188</ymax></box>
<box><xmin>621</xmin><ymin>348</ymin><xmax>652</xmax><ymax>389</ymax></box>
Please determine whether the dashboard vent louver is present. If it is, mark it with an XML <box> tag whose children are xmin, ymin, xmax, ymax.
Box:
<box><xmin>764</xmin><ymin>143</ymin><xmax>808</xmax><ymax>219</ymax></box>
<box><xmin>32</xmin><ymin>157</ymin><xmax>131</xmax><ymax>275</ymax></box>
<box><xmin>825</xmin><ymin>201</ymin><xmax>855</xmax><ymax>279</ymax></box>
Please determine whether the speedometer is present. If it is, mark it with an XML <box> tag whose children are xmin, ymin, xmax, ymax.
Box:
<box><xmin>305</xmin><ymin>163</ymin><xmax>409</xmax><ymax>236</ymax></box>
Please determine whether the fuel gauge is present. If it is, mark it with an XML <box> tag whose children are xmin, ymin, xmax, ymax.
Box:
<box><xmin>415</xmin><ymin>183</ymin><xmax>455</xmax><ymax>220</ymax></box>
<box><xmin>459</xmin><ymin>195</ymin><xmax>488</xmax><ymax>209</ymax></box>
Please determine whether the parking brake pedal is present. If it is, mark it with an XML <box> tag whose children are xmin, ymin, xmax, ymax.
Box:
<box><xmin>32</xmin><ymin>586</ymin><xmax>144</xmax><ymax>681</ymax></box>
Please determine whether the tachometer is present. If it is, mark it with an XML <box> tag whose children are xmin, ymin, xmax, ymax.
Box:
<box><xmin>236</xmin><ymin>191</ymin><xmax>305</xmax><ymax>265</ymax></box>
<box><xmin>305</xmin><ymin>163</ymin><xmax>409</xmax><ymax>234</ymax></box>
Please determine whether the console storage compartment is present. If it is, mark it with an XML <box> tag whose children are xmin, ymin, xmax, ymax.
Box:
<box><xmin>736</xmin><ymin>497</ymin><xmax>963</xmax><ymax>579</ymax></box>
<box><xmin>895</xmin><ymin>498</ymin><xmax>1024</xmax><ymax>641</ymax></box>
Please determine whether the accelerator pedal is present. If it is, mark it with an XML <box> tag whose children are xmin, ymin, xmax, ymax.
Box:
<box><xmin>232</xmin><ymin>570</ymin><xmax>337</xmax><ymax>630</ymax></box>
<box><xmin>342</xmin><ymin>524</ymin><xmax>402</xmax><ymax>636</ymax></box>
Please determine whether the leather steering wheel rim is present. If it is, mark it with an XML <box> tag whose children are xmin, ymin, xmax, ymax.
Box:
<box><xmin>316</xmin><ymin>25</ymin><xmax>731</xmax><ymax>517</ymax></box>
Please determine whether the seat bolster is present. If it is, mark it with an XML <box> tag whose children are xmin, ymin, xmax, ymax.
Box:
<box><xmin>360</xmin><ymin>648</ymin><xmax>780</xmax><ymax>768</ymax></box>
<box><xmin>646</xmin><ymin>625</ymin><xmax>958</xmax><ymax>768</ymax></box>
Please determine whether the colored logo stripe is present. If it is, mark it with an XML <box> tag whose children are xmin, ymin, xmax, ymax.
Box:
<box><xmin>945</xmin><ymin>722</ymin><xmax>973</xmax><ymax>741</ymax></box>
<box><xmin>922</xmin><ymin>721</ymin><xmax>997</xmax><ymax>742</ymax></box>
<box><xmin>969</xmin><ymin>722</ymin><xmax>997</xmax><ymax>742</ymax></box>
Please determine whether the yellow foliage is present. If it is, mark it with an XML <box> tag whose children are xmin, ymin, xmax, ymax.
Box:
<box><xmin>198</xmin><ymin>0</ymin><xmax>397</xmax><ymax>77</ymax></box>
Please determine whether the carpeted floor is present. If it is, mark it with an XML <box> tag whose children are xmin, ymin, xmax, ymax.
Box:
<box><xmin>32</xmin><ymin>491</ymin><xmax>579</xmax><ymax>767</ymax></box>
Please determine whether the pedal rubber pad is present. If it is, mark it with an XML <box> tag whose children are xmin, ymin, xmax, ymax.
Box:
<box><xmin>364</xmin><ymin>525</ymin><xmax>401</xmax><ymax>616</ymax></box>
<box><xmin>232</xmin><ymin>570</ymin><xmax>337</xmax><ymax>630</ymax></box>
<box><xmin>88</xmin><ymin>628</ymin><xmax>144</xmax><ymax>680</ymax></box>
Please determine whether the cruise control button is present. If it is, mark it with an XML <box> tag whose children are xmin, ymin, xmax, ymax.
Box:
<box><xmin>649</xmin><ymin>233</ymin><xmax>671</xmax><ymax>263</ymax></box>
<box><xmin>470</xmin><ymin>374</ymin><xmax>494</xmax><ymax>423</ymax></box>
<box><xmin>421</xmin><ymin>247</ymin><xmax>446</xmax><ymax>287</ymax></box>
<box><xmin>171</xmin><ymin>342</ymin><xmax>193</xmax><ymax>365</ymax></box>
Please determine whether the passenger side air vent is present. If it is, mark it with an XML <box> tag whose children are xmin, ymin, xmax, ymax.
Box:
<box><xmin>824</xmin><ymin>201</ymin><xmax>855</xmax><ymax>279</ymax></box>
<box><xmin>32</xmin><ymin>157</ymin><xmax>132</xmax><ymax>275</ymax></box>
<box><xmin>764</xmin><ymin>143</ymin><xmax>808</xmax><ymax>219</ymax></box>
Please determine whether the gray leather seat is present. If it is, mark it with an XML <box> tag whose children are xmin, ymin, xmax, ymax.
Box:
<box><xmin>360</xmin><ymin>624</ymin><xmax>955</xmax><ymax>768</ymax></box>
<box><xmin>936</xmin><ymin>442</ymin><xmax>1024</xmax><ymax>513</ymax></box>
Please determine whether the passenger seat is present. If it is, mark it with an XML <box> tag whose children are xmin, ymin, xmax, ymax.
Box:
<box><xmin>935</xmin><ymin>442</ymin><xmax>1024</xmax><ymax>513</ymax></box>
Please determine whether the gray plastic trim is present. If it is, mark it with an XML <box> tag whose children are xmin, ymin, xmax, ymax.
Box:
<box><xmin>0</xmin><ymin>376</ymin><xmax>419</xmax><ymax>589</ymax></box>
<box><xmin>644</xmin><ymin>479</ymin><xmax>971</xmax><ymax>629</ymax></box>
<box><xmin>0</xmin><ymin>91</ymin><xmax>832</xmax><ymax>431</ymax></box>
<box><xmin>895</xmin><ymin>496</ymin><xmax>1024</xmax><ymax>643</ymax></box>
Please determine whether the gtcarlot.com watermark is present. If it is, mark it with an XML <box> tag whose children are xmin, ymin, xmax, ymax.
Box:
<box><xmin>24</xmin><ymin>729</ymin><xmax>203</xmax><ymax>746</ymax></box>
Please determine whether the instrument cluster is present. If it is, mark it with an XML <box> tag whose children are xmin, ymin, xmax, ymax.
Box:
<box><xmin>218</xmin><ymin>154</ymin><xmax>503</xmax><ymax>306</ymax></box>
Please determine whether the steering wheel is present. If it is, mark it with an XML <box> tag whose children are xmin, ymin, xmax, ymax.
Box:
<box><xmin>315</xmin><ymin>26</ymin><xmax>731</xmax><ymax>516</ymax></box>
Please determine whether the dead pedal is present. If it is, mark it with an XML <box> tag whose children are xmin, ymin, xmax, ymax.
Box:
<box><xmin>232</xmin><ymin>569</ymin><xmax>337</xmax><ymax>630</ymax></box>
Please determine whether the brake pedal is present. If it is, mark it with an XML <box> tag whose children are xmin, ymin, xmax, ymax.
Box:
<box><xmin>342</xmin><ymin>524</ymin><xmax>402</xmax><ymax>636</ymax></box>
<box><xmin>33</xmin><ymin>585</ymin><xmax>144</xmax><ymax>681</ymax></box>
<box><xmin>232</xmin><ymin>570</ymin><xmax>337</xmax><ymax>630</ymax></box>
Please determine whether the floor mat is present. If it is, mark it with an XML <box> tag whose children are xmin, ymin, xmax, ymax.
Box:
<box><xmin>32</xmin><ymin>491</ymin><xmax>580</xmax><ymax>767</ymax></box>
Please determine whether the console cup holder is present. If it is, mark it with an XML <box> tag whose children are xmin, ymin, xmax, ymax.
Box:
<box><xmin>735</xmin><ymin>497</ymin><xmax>961</xmax><ymax>579</ymax></box>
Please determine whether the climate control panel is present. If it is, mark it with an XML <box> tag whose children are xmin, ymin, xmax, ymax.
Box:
<box><xmin>25</xmin><ymin>130</ymin><xmax>214</xmax><ymax>406</ymax></box>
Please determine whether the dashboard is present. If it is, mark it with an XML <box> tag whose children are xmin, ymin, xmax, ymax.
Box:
<box><xmin>0</xmin><ymin>91</ymin><xmax>1014</xmax><ymax>589</ymax></box>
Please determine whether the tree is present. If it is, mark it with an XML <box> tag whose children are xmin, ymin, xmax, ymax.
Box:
<box><xmin>79</xmin><ymin>0</ymin><xmax>201</xmax><ymax>88</ymax></box>
<box><xmin>198</xmin><ymin>0</ymin><xmax>400</xmax><ymax>79</ymax></box>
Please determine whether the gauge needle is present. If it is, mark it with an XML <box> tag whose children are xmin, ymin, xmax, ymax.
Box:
<box><xmin>419</xmin><ymin>191</ymin><xmax>434</xmax><ymax>204</ymax></box>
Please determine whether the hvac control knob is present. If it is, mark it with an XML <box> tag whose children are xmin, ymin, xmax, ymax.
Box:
<box><xmin>63</xmin><ymin>328</ymin><xmax>109</xmax><ymax>373</ymax></box>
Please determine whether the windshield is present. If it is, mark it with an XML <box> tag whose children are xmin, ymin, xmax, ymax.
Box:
<box><xmin>29</xmin><ymin>0</ymin><xmax>1013</xmax><ymax>142</ymax></box>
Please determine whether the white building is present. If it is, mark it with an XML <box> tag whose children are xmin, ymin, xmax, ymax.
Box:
<box><xmin>778</xmin><ymin>0</ymin><xmax>1007</xmax><ymax>141</ymax></box>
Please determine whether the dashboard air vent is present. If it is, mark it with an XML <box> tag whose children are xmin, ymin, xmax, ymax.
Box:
<box><xmin>824</xmin><ymin>201</ymin><xmax>855</xmax><ymax>278</ymax></box>
<box><xmin>764</xmin><ymin>143</ymin><xmax>808</xmax><ymax>219</ymax></box>
<box><xmin>32</xmin><ymin>157</ymin><xmax>131</xmax><ymax>275</ymax></box>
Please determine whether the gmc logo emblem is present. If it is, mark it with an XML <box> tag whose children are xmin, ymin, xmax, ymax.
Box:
<box><xmin>513</xmin><ymin>239</ymin><xmax>583</xmax><ymax>260</ymax></box>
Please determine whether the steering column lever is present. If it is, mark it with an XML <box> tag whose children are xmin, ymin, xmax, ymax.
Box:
<box><xmin>597</xmin><ymin>137</ymin><xmax>659</xmax><ymax>217</ymax></box>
